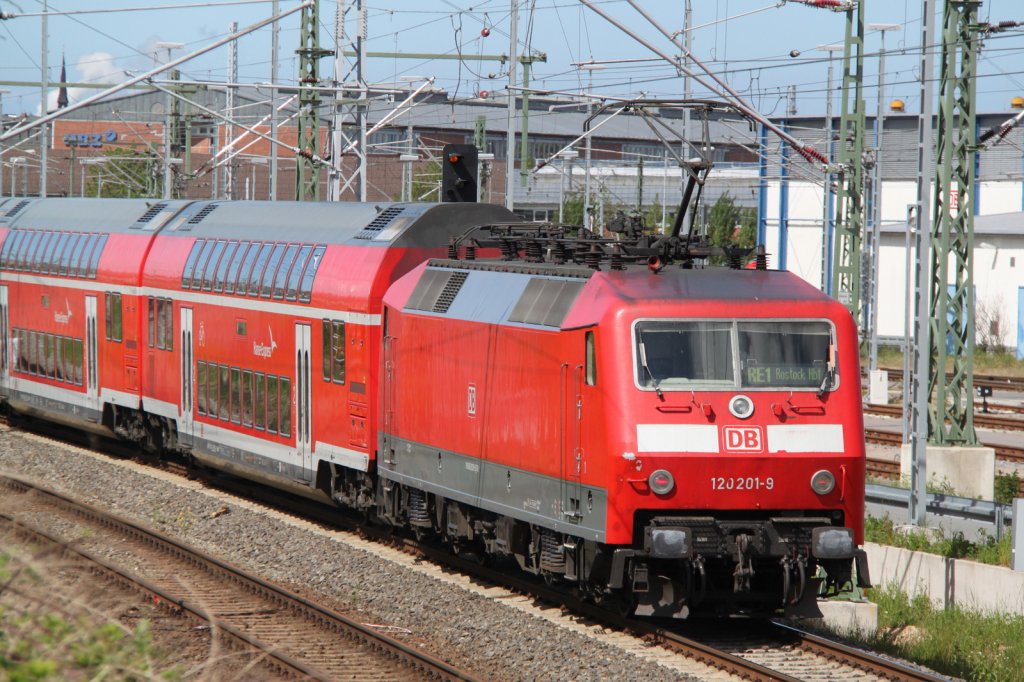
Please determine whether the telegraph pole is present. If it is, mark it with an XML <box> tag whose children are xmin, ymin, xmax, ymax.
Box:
<box><xmin>270</xmin><ymin>0</ymin><xmax>280</xmax><ymax>200</ymax></box>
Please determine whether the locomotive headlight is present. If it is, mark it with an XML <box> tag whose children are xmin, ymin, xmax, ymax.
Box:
<box><xmin>810</xmin><ymin>469</ymin><xmax>836</xmax><ymax>495</ymax></box>
<box><xmin>729</xmin><ymin>394</ymin><xmax>754</xmax><ymax>420</ymax></box>
<box><xmin>649</xmin><ymin>469</ymin><xmax>674</xmax><ymax>495</ymax></box>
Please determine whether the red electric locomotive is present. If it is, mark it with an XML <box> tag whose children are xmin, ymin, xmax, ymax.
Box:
<box><xmin>379</xmin><ymin>223</ymin><xmax>871</xmax><ymax>618</ymax></box>
<box><xmin>0</xmin><ymin>189</ymin><xmax>869</xmax><ymax>619</ymax></box>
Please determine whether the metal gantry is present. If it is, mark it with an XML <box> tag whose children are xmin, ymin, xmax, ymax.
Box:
<box><xmin>830</xmin><ymin>1</ymin><xmax>866</xmax><ymax>321</ymax></box>
<box><xmin>928</xmin><ymin>0</ymin><xmax>981</xmax><ymax>446</ymax></box>
<box><xmin>296</xmin><ymin>0</ymin><xmax>331</xmax><ymax>201</ymax></box>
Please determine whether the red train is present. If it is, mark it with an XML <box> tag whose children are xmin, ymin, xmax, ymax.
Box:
<box><xmin>0</xmin><ymin>195</ymin><xmax>869</xmax><ymax>619</ymax></box>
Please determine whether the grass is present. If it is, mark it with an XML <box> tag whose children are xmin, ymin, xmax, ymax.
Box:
<box><xmin>854</xmin><ymin>583</ymin><xmax>1024</xmax><ymax>681</ymax></box>
<box><xmin>0</xmin><ymin>551</ymin><xmax>181</xmax><ymax>681</ymax></box>
<box><xmin>874</xmin><ymin>346</ymin><xmax>1024</xmax><ymax>377</ymax></box>
<box><xmin>864</xmin><ymin>515</ymin><xmax>1013</xmax><ymax>567</ymax></box>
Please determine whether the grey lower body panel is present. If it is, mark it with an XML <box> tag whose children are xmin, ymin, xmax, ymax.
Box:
<box><xmin>381</xmin><ymin>434</ymin><xmax>607</xmax><ymax>542</ymax></box>
<box><xmin>189</xmin><ymin>437</ymin><xmax>328</xmax><ymax>504</ymax></box>
<box><xmin>3</xmin><ymin>388</ymin><xmax>109</xmax><ymax>437</ymax></box>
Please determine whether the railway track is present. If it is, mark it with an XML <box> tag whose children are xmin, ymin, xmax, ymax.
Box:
<box><xmin>865</xmin><ymin>427</ymin><xmax>1024</xmax><ymax>464</ymax></box>
<box><xmin>865</xmin><ymin>402</ymin><xmax>1024</xmax><ymax>432</ymax></box>
<box><xmin>879</xmin><ymin>367</ymin><xmax>1024</xmax><ymax>393</ymax></box>
<box><xmin>0</xmin><ymin>474</ymin><xmax>473</xmax><ymax>682</ymax></box>
<box><xmin>1</xmin><ymin>418</ymin><xmax>949</xmax><ymax>681</ymax></box>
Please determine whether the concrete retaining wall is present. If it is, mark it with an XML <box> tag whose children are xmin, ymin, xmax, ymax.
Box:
<box><xmin>866</xmin><ymin>542</ymin><xmax>1024</xmax><ymax>614</ymax></box>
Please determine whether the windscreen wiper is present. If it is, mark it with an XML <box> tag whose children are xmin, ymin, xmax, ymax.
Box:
<box><xmin>637</xmin><ymin>335</ymin><xmax>664</xmax><ymax>401</ymax></box>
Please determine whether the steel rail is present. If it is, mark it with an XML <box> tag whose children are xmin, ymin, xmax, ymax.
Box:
<box><xmin>879</xmin><ymin>367</ymin><xmax>1024</xmax><ymax>393</ymax></box>
<box><xmin>865</xmin><ymin>403</ymin><xmax>1024</xmax><ymax>431</ymax></box>
<box><xmin>0</xmin><ymin>474</ymin><xmax>475</xmax><ymax>682</ymax></box>
<box><xmin>865</xmin><ymin>428</ymin><xmax>1024</xmax><ymax>463</ymax></box>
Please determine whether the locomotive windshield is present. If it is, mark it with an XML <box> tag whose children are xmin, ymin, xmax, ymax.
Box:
<box><xmin>634</xmin><ymin>319</ymin><xmax>835</xmax><ymax>390</ymax></box>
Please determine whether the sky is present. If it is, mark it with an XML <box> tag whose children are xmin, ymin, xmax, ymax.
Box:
<box><xmin>1</xmin><ymin>0</ymin><xmax>1023</xmax><ymax>120</ymax></box>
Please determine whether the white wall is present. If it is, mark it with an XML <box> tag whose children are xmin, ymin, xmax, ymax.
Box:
<box><xmin>767</xmin><ymin>178</ymin><xmax>1024</xmax><ymax>353</ymax></box>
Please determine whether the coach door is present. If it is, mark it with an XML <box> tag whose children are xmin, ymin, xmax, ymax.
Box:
<box><xmin>0</xmin><ymin>285</ymin><xmax>8</xmax><ymax>391</ymax></box>
<box><xmin>179</xmin><ymin>308</ymin><xmax>194</xmax><ymax>445</ymax></box>
<box><xmin>560</xmin><ymin>362</ymin><xmax>584</xmax><ymax>525</ymax></box>
<box><xmin>85</xmin><ymin>296</ymin><xmax>99</xmax><ymax>415</ymax></box>
<box><xmin>295</xmin><ymin>323</ymin><xmax>312</xmax><ymax>478</ymax></box>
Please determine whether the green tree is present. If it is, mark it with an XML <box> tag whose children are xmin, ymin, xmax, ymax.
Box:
<box><xmin>83</xmin><ymin>147</ymin><xmax>159</xmax><ymax>198</ymax></box>
<box><xmin>410</xmin><ymin>159</ymin><xmax>442</xmax><ymax>201</ymax></box>
<box><xmin>707</xmin><ymin>192</ymin><xmax>756</xmax><ymax>249</ymax></box>
<box><xmin>560</xmin><ymin>192</ymin><xmax>584</xmax><ymax>225</ymax></box>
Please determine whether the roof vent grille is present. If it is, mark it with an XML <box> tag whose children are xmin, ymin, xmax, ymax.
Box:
<box><xmin>186</xmin><ymin>203</ymin><xmax>219</xmax><ymax>225</ymax></box>
<box><xmin>2</xmin><ymin>200</ymin><xmax>30</xmax><ymax>221</ymax></box>
<box><xmin>136</xmin><ymin>202</ymin><xmax>168</xmax><ymax>224</ymax></box>
<box><xmin>355</xmin><ymin>206</ymin><xmax>404</xmax><ymax>239</ymax></box>
<box><xmin>432</xmin><ymin>271</ymin><xmax>468</xmax><ymax>313</ymax></box>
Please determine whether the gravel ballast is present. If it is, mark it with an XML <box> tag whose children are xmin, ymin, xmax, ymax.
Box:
<box><xmin>0</xmin><ymin>427</ymin><xmax>717</xmax><ymax>681</ymax></box>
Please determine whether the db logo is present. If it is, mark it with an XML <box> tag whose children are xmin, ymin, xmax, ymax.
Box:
<box><xmin>723</xmin><ymin>426</ymin><xmax>763</xmax><ymax>452</ymax></box>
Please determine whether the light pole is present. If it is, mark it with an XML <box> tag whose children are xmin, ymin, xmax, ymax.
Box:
<box><xmin>154</xmin><ymin>41</ymin><xmax>184</xmax><ymax>200</ymax></box>
<box><xmin>558</xmin><ymin>149</ymin><xmax>578</xmax><ymax>223</ymax></box>
<box><xmin>867</xmin><ymin>23</ymin><xmax>901</xmax><ymax>374</ymax></box>
<box><xmin>817</xmin><ymin>44</ymin><xmax>844</xmax><ymax>292</ymax></box>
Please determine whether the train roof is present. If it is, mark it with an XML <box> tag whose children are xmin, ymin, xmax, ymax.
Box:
<box><xmin>0</xmin><ymin>198</ymin><xmax>519</xmax><ymax>247</ymax></box>
<box><xmin>390</xmin><ymin>258</ymin><xmax>842</xmax><ymax>332</ymax></box>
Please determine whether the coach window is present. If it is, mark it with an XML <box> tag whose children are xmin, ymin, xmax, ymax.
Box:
<box><xmin>272</xmin><ymin>244</ymin><xmax>300</xmax><ymax>300</ymax></box>
<box><xmin>181</xmin><ymin>240</ymin><xmax>204</xmax><ymax>288</ymax></box>
<box><xmin>1</xmin><ymin>231</ymin><xmax>23</xmax><ymax>268</ymax></box>
<box><xmin>585</xmin><ymin>331</ymin><xmax>597</xmax><ymax>386</ymax></box>
<box><xmin>72</xmin><ymin>339</ymin><xmax>83</xmax><ymax>385</ymax></box>
<box><xmin>279</xmin><ymin>377</ymin><xmax>291</xmax><ymax>437</ymax></box>
<box><xmin>218</xmin><ymin>365</ymin><xmax>230</xmax><ymax>421</ymax></box>
<box><xmin>208</xmin><ymin>364</ymin><xmax>219</xmax><ymax>418</ymax></box>
<box><xmin>55</xmin><ymin>336</ymin><xmax>65</xmax><ymax>381</ymax></box>
<box><xmin>156</xmin><ymin>299</ymin><xmax>167</xmax><ymax>349</ymax></box>
<box><xmin>285</xmin><ymin>245</ymin><xmax>313</xmax><ymax>301</ymax></box>
<box><xmin>69</xmin><ymin>235</ymin><xmax>90</xmax><ymax>277</ymax></box>
<box><xmin>197</xmin><ymin>361</ymin><xmax>208</xmax><ymax>415</ymax></box>
<box><xmin>246</xmin><ymin>242</ymin><xmax>275</xmax><ymax>296</ymax></box>
<box><xmin>105</xmin><ymin>293</ymin><xmax>122</xmax><ymax>342</ymax></box>
<box><xmin>43</xmin><ymin>335</ymin><xmax>54</xmax><ymax>378</ymax></box>
<box><xmin>147</xmin><ymin>298</ymin><xmax>155</xmax><ymax>347</ymax></box>
<box><xmin>10</xmin><ymin>232</ymin><xmax>29</xmax><ymax>270</ymax></box>
<box><xmin>332</xmin><ymin>321</ymin><xmax>345</xmax><ymax>383</ymax></box>
<box><xmin>225</xmin><ymin>241</ymin><xmax>253</xmax><ymax>295</ymax></box>
<box><xmin>236</xmin><ymin>242</ymin><xmax>265</xmax><ymax>296</ymax></box>
<box><xmin>230</xmin><ymin>367</ymin><xmax>241</xmax><ymax>424</ymax></box>
<box><xmin>254</xmin><ymin>372</ymin><xmax>266</xmax><ymax>430</ymax></box>
<box><xmin>57</xmin><ymin>234</ymin><xmax>79</xmax><ymax>275</ymax></box>
<box><xmin>191</xmin><ymin>240</ymin><xmax>217</xmax><ymax>290</ymax></box>
<box><xmin>242</xmin><ymin>369</ymin><xmax>253</xmax><ymax>427</ymax></box>
<box><xmin>87</xmin><ymin>235</ymin><xmax>107</xmax><ymax>279</ymax></box>
<box><xmin>259</xmin><ymin>243</ymin><xmax>287</xmax><ymax>298</ymax></box>
<box><xmin>298</xmin><ymin>246</ymin><xmax>325</xmax><ymax>303</ymax></box>
<box><xmin>27</xmin><ymin>232</ymin><xmax>49</xmax><ymax>272</ymax></box>
<box><xmin>201</xmin><ymin>241</ymin><xmax>227</xmax><ymax>291</ymax></box>
<box><xmin>213</xmin><ymin>241</ymin><xmax>238</xmax><ymax>293</ymax></box>
<box><xmin>266</xmin><ymin>375</ymin><xmax>279</xmax><ymax>434</ymax></box>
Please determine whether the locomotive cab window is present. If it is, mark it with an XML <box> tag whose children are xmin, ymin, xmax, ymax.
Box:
<box><xmin>585</xmin><ymin>331</ymin><xmax>597</xmax><ymax>386</ymax></box>
<box><xmin>634</xmin><ymin>319</ymin><xmax>837</xmax><ymax>391</ymax></box>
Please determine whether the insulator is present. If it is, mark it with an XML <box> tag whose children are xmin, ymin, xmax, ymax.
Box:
<box><xmin>728</xmin><ymin>251</ymin><xmax>741</xmax><ymax>270</ymax></box>
<box><xmin>552</xmin><ymin>241</ymin><xmax>567</xmax><ymax>264</ymax></box>
<box><xmin>448</xmin><ymin>240</ymin><xmax>458</xmax><ymax>259</ymax></box>
<box><xmin>756</xmin><ymin>244</ymin><xmax>768</xmax><ymax>271</ymax></box>
<box><xmin>500</xmin><ymin>240</ymin><xmax>517</xmax><ymax>260</ymax></box>
<box><xmin>465</xmin><ymin>243</ymin><xmax>477</xmax><ymax>261</ymax></box>
<box><xmin>610</xmin><ymin>247</ymin><xmax>625</xmax><ymax>271</ymax></box>
<box><xmin>525</xmin><ymin>239</ymin><xmax>543</xmax><ymax>262</ymax></box>
<box><xmin>585</xmin><ymin>244</ymin><xmax>602</xmax><ymax>271</ymax></box>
